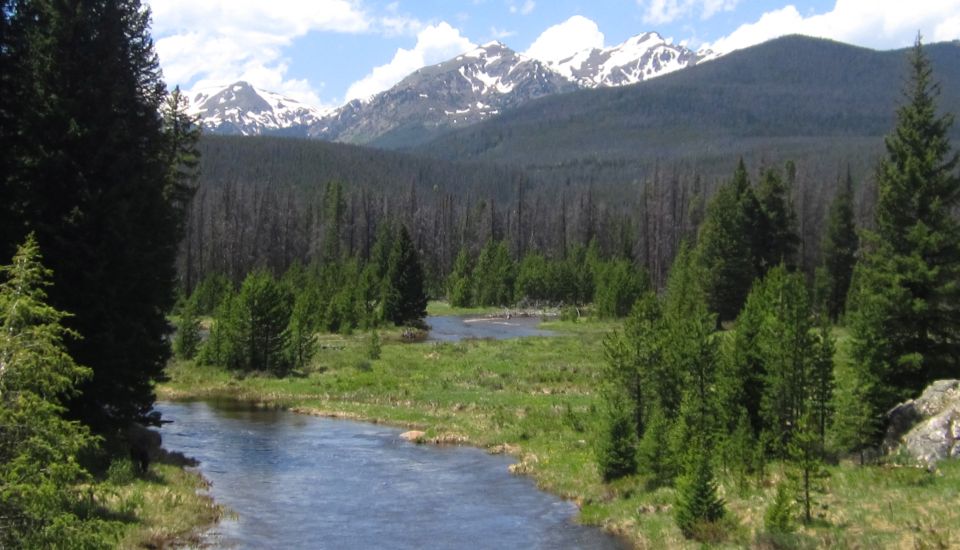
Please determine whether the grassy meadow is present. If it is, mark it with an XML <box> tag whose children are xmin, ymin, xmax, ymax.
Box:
<box><xmin>158</xmin><ymin>304</ymin><xmax>960</xmax><ymax>549</ymax></box>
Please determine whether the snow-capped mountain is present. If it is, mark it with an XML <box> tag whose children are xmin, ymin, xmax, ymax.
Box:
<box><xmin>550</xmin><ymin>32</ymin><xmax>702</xmax><ymax>88</ymax></box>
<box><xmin>307</xmin><ymin>41</ymin><xmax>576</xmax><ymax>147</ymax></box>
<box><xmin>187</xmin><ymin>81</ymin><xmax>331</xmax><ymax>136</ymax></box>
<box><xmin>191</xmin><ymin>31</ymin><xmax>715</xmax><ymax>144</ymax></box>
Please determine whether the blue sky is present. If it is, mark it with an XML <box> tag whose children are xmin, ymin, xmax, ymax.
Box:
<box><xmin>147</xmin><ymin>0</ymin><xmax>960</xmax><ymax>109</ymax></box>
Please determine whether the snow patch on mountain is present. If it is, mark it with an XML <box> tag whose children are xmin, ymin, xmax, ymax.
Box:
<box><xmin>187</xmin><ymin>82</ymin><xmax>332</xmax><ymax>136</ymax></box>
<box><xmin>548</xmin><ymin>32</ymin><xmax>703</xmax><ymax>88</ymax></box>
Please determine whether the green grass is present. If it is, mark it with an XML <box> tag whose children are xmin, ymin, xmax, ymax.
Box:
<box><xmin>425</xmin><ymin>300</ymin><xmax>505</xmax><ymax>316</ymax></box>
<box><xmin>159</xmin><ymin>319</ymin><xmax>960</xmax><ymax>549</ymax></box>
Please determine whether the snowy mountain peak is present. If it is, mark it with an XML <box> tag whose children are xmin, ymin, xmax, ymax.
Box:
<box><xmin>548</xmin><ymin>31</ymin><xmax>702</xmax><ymax>88</ymax></box>
<box><xmin>188</xmin><ymin>81</ymin><xmax>330</xmax><ymax>136</ymax></box>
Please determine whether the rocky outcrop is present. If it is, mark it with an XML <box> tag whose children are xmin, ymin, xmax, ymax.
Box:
<box><xmin>885</xmin><ymin>380</ymin><xmax>960</xmax><ymax>468</ymax></box>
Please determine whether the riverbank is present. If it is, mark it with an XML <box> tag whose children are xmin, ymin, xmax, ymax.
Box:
<box><xmin>158</xmin><ymin>314</ymin><xmax>960</xmax><ymax>548</ymax></box>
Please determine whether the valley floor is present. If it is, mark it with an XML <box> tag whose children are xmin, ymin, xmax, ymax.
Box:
<box><xmin>157</xmin><ymin>306</ymin><xmax>960</xmax><ymax>549</ymax></box>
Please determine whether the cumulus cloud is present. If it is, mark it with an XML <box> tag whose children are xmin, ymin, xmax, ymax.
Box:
<box><xmin>702</xmin><ymin>0</ymin><xmax>960</xmax><ymax>55</ymax></box>
<box><xmin>344</xmin><ymin>22</ymin><xmax>476</xmax><ymax>101</ymax></box>
<box><xmin>639</xmin><ymin>0</ymin><xmax>740</xmax><ymax>25</ymax></box>
<box><xmin>148</xmin><ymin>0</ymin><xmax>410</xmax><ymax>107</ymax></box>
<box><xmin>524</xmin><ymin>15</ymin><xmax>605</xmax><ymax>65</ymax></box>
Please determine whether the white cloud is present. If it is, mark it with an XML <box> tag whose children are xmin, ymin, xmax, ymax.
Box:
<box><xmin>344</xmin><ymin>22</ymin><xmax>476</xmax><ymax>101</ymax></box>
<box><xmin>525</xmin><ymin>15</ymin><xmax>605</xmax><ymax>65</ymax></box>
<box><xmin>509</xmin><ymin>0</ymin><xmax>536</xmax><ymax>15</ymax></box>
<box><xmin>638</xmin><ymin>0</ymin><xmax>739</xmax><ymax>25</ymax></box>
<box><xmin>702</xmin><ymin>0</ymin><xmax>960</xmax><ymax>55</ymax></box>
<box><xmin>490</xmin><ymin>26</ymin><xmax>517</xmax><ymax>40</ymax></box>
<box><xmin>148</xmin><ymin>0</ymin><xmax>419</xmax><ymax>107</ymax></box>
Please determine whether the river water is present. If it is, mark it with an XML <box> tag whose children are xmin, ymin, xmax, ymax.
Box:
<box><xmin>426</xmin><ymin>315</ymin><xmax>555</xmax><ymax>342</ymax></box>
<box><xmin>158</xmin><ymin>400</ymin><xmax>624</xmax><ymax>549</ymax></box>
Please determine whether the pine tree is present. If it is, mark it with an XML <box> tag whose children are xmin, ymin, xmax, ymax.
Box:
<box><xmin>2</xmin><ymin>1</ymin><xmax>186</xmax><ymax>432</ymax></box>
<box><xmin>597</xmin><ymin>393</ymin><xmax>640</xmax><ymax>482</ymax></box>
<box><xmin>848</xmin><ymin>37</ymin><xmax>960</xmax><ymax>422</ymax></box>
<box><xmin>447</xmin><ymin>247</ymin><xmax>474</xmax><ymax>307</ymax></box>
<box><xmin>763</xmin><ymin>482</ymin><xmax>795</xmax><ymax>535</ymax></box>
<box><xmin>286</xmin><ymin>288</ymin><xmax>320</xmax><ymax>371</ymax></box>
<box><xmin>697</xmin><ymin>159</ymin><xmax>763</xmax><ymax>323</ymax></box>
<box><xmin>226</xmin><ymin>270</ymin><xmax>292</xmax><ymax>374</ymax></box>
<box><xmin>0</xmin><ymin>236</ymin><xmax>111</xmax><ymax>547</ymax></box>
<box><xmin>755</xmin><ymin>167</ymin><xmax>799</xmax><ymax>271</ymax></box>
<box><xmin>717</xmin><ymin>280</ymin><xmax>767</xmax><ymax>436</ymax></box>
<box><xmin>788</xmin><ymin>411</ymin><xmax>827</xmax><ymax>524</ymax></box>
<box><xmin>173</xmin><ymin>294</ymin><xmax>201</xmax><ymax>360</ymax></box>
<box><xmin>756</xmin><ymin>266</ymin><xmax>819</xmax><ymax>454</ymax></box>
<box><xmin>674</xmin><ymin>441</ymin><xmax>726</xmax><ymax>540</ymax></box>
<box><xmin>593</xmin><ymin>260</ymin><xmax>647</xmax><ymax>318</ymax></box>
<box><xmin>383</xmin><ymin>225</ymin><xmax>428</xmax><ymax>326</ymax></box>
<box><xmin>820</xmin><ymin>171</ymin><xmax>859</xmax><ymax>321</ymax></box>
<box><xmin>637</xmin><ymin>400</ymin><xmax>675</xmax><ymax>488</ymax></box>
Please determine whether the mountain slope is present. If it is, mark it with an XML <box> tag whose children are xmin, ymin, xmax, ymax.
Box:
<box><xmin>412</xmin><ymin>36</ymin><xmax>960</xmax><ymax>181</ymax></box>
<box><xmin>307</xmin><ymin>42</ymin><xmax>576</xmax><ymax>148</ymax></box>
<box><xmin>188</xmin><ymin>82</ymin><xmax>329</xmax><ymax>136</ymax></box>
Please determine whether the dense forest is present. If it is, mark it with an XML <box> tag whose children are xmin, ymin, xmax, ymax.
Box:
<box><xmin>183</xmin><ymin>131</ymin><xmax>874</xmax><ymax>295</ymax></box>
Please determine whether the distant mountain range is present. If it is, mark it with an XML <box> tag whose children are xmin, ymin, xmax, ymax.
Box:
<box><xmin>186</xmin><ymin>31</ymin><xmax>705</xmax><ymax>143</ymax></box>
<box><xmin>412</xmin><ymin>35</ymin><xmax>960</xmax><ymax>184</ymax></box>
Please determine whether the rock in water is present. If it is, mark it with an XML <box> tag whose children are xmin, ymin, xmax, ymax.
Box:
<box><xmin>885</xmin><ymin>380</ymin><xmax>960</xmax><ymax>468</ymax></box>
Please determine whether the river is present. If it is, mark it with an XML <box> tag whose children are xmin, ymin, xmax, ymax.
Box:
<box><xmin>158</xmin><ymin>400</ymin><xmax>624</xmax><ymax>549</ymax></box>
<box><xmin>425</xmin><ymin>315</ymin><xmax>555</xmax><ymax>342</ymax></box>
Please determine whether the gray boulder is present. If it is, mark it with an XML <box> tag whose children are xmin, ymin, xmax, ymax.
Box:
<box><xmin>884</xmin><ymin>380</ymin><xmax>960</xmax><ymax>468</ymax></box>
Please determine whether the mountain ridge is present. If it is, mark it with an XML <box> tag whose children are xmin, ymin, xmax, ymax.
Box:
<box><xmin>186</xmin><ymin>31</ymin><xmax>703</xmax><ymax>141</ymax></box>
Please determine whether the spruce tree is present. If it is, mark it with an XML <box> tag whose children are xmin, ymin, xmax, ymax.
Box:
<box><xmin>597</xmin><ymin>393</ymin><xmax>640</xmax><ymax>482</ymax></box>
<box><xmin>0</xmin><ymin>236</ymin><xmax>110</xmax><ymax>547</ymax></box>
<box><xmin>849</xmin><ymin>37</ymin><xmax>960</xmax><ymax>421</ymax></box>
<box><xmin>383</xmin><ymin>225</ymin><xmax>428</xmax><ymax>326</ymax></box>
<box><xmin>674</xmin><ymin>441</ymin><xmax>726</xmax><ymax>540</ymax></box>
<box><xmin>173</xmin><ymin>294</ymin><xmax>201</xmax><ymax>360</ymax></box>
<box><xmin>2</xmin><ymin>1</ymin><xmax>186</xmax><ymax>432</ymax></box>
<box><xmin>697</xmin><ymin>159</ymin><xmax>762</xmax><ymax>323</ymax></box>
<box><xmin>755</xmin><ymin>167</ymin><xmax>799</xmax><ymax>271</ymax></box>
<box><xmin>820</xmin><ymin>171</ymin><xmax>859</xmax><ymax>321</ymax></box>
<box><xmin>447</xmin><ymin>247</ymin><xmax>474</xmax><ymax>307</ymax></box>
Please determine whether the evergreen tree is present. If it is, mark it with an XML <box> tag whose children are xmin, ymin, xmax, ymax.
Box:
<box><xmin>820</xmin><ymin>171</ymin><xmax>859</xmax><ymax>321</ymax></box>
<box><xmin>2</xmin><ymin>1</ymin><xmax>187</xmax><ymax>432</ymax></box>
<box><xmin>473</xmin><ymin>240</ymin><xmax>515</xmax><ymax>307</ymax></box>
<box><xmin>674</xmin><ymin>441</ymin><xmax>726</xmax><ymax>540</ymax></box>
<box><xmin>383</xmin><ymin>225</ymin><xmax>427</xmax><ymax>326</ymax></box>
<box><xmin>597</xmin><ymin>392</ymin><xmax>639</xmax><ymax>482</ymax></box>
<box><xmin>848</xmin><ymin>37</ymin><xmax>960</xmax><ymax>422</ymax></box>
<box><xmin>173</xmin><ymin>294</ymin><xmax>201</xmax><ymax>360</ymax></box>
<box><xmin>755</xmin><ymin>167</ymin><xmax>799</xmax><ymax>270</ymax></box>
<box><xmin>286</xmin><ymin>287</ymin><xmax>320</xmax><ymax>371</ymax></box>
<box><xmin>0</xmin><ymin>236</ymin><xmax>111</xmax><ymax>547</ymax></box>
<box><xmin>788</xmin><ymin>411</ymin><xmax>827</xmax><ymax>524</ymax></box>
<box><xmin>593</xmin><ymin>260</ymin><xmax>647</xmax><ymax>318</ymax></box>
<box><xmin>756</xmin><ymin>266</ymin><xmax>819</xmax><ymax>454</ymax></box>
<box><xmin>447</xmin><ymin>247</ymin><xmax>474</xmax><ymax>307</ymax></box>
<box><xmin>717</xmin><ymin>281</ymin><xmax>767</xmax><ymax>436</ymax></box>
<box><xmin>226</xmin><ymin>270</ymin><xmax>292</xmax><ymax>374</ymax></box>
<box><xmin>697</xmin><ymin>159</ymin><xmax>763</xmax><ymax>323</ymax></box>
<box><xmin>637</xmin><ymin>400</ymin><xmax>674</xmax><ymax>488</ymax></box>
<box><xmin>763</xmin><ymin>483</ymin><xmax>796</xmax><ymax>535</ymax></box>
<box><xmin>515</xmin><ymin>252</ymin><xmax>549</xmax><ymax>303</ymax></box>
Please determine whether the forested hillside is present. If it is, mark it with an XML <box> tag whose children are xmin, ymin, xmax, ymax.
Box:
<box><xmin>413</xmin><ymin>36</ymin><xmax>960</xmax><ymax>185</ymax></box>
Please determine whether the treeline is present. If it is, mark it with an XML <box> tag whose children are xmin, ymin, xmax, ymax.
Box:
<box><xmin>594</xmin><ymin>40</ymin><xmax>959</xmax><ymax>542</ymax></box>
<box><xmin>176</xmin><ymin>225</ymin><xmax>427</xmax><ymax>374</ymax></box>
<box><xmin>181</xmin><ymin>134</ymin><xmax>876</xmax><ymax>296</ymax></box>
